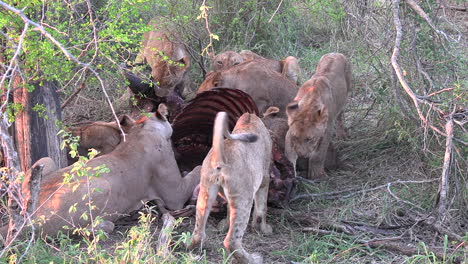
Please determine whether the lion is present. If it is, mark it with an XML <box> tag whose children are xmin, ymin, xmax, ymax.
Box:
<box><xmin>240</xmin><ymin>50</ymin><xmax>302</xmax><ymax>85</ymax></box>
<box><xmin>189</xmin><ymin>112</ymin><xmax>273</xmax><ymax>264</ymax></box>
<box><xmin>262</xmin><ymin>106</ymin><xmax>289</xmax><ymax>152</ymax></box>
<box><xmin>197</xmin><ymin>60</ymin><xmax>298</xmax><ymax>117</ymax></box>
<box><xmin>68</xmin><ymin>116</ymin><xmax>133</xmax><ymax>159</ymax></box>
<box><xmin>211</xmin><ymin>50</ymin><xmax>244</xmax><ymax>72</ymax></box>
<box><xmin>1</xmin><ymin>104</ymin><xmax>201</xmax><ymax>239</ymax></box>
<box><xmin>285</xmin><ymin>53</ymin><xmax>351</xmax><ymax>179</ymax></box>
<box><xmin>135</xmin><ymin>19</ymin><xmax>191</xmax><ymax>97</ymax></box>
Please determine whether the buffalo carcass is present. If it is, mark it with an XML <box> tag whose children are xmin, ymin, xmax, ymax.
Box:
<box><xmin>171</xmin><ymin>88</ymin><xmax>295</xmax><ymax>207</ymax></box>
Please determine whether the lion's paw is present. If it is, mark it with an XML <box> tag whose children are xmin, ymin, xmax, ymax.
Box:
<box><xmin>251</xmin><ymin>252</ymin><xmax>263</xmax><ymax>264</ymax></box>
<box><xmin>217</xmin><ymin>218</ymin><xmax>229</xmax><ymax>232</ymax></box>
<box><xmin>261</xmin><ymin>224</ymin><xmax>273</xmax><ymax>235</ymax></box>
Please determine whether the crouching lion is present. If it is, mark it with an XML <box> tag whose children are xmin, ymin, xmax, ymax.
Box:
<box><xmin>285</xmin><ymin>53</ymin><xmax>352</xmax><ymax>179</ymax></box>
<box><xmin>135</xmin><ymin>19</ymin><xmax>191</xmax><ymax>97</ymax></box>
<box><xmin>1</xmin><ymin>104</ymin><xmax>200</xmax><ymax>239</ymax></box>
<box><xmin>189</xmin><ymin>112</ymin><xmax>273</xmax><ymax>264</ymax></box>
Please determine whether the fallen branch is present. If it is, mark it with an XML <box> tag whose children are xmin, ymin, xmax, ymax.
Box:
<box><xmin>157</xmin><ymin>213</ymin><xmax>176</xmax><ymax>258</ymax></box>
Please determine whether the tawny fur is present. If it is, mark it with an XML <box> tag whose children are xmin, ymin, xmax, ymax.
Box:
<box><xmin>262</xmin><ymin>106</ymin><xmax>289</xmax><ymax>152</ymax></box>
<box><xmin>136</xmin><ymin>19</ymin><xmax>190</xmax><ymax>96</ymax></box>
<box><xmin>211</xmin><ymin>51</ymin><xmax>244</xmax><ymax>72</ymax></box>
<box><xmin>189</xmin><ymin>112</ymin><xmax>273</xmax><ymax>264</ymax></box>
<box><xmin>197</xmin><ymin>60</ymin><xmax>298</xmax><ymax>118</ymax></box>
<box><xmin>285</xmin><ymin>53</ymin><xmax>352</xmax><ymax>179</ymax></box>
<box><xmin>1</xmin><ymin>104</ymin><xmax>200</xmax><ymax>239</ymax></box>
<box><xmin>68</xmin><ymin>115</ymin><xmax>133</xmax><ymax>160</ymax></box>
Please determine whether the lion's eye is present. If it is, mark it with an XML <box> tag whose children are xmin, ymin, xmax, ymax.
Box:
<box><xmin>217</xmin><ymin>61</ymin><xmax>223</xmax><ymax>65</ymax></box>
<box><xmin>233</xmin><ymin>62</ymin><xmax>240</xmax><ymax>65</ymax></box>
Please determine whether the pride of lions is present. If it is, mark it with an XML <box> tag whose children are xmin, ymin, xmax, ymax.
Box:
<box><xmin>1</xmin><ymin>21</ymin><xmax>352</xmax><ymax>264</ymax></box>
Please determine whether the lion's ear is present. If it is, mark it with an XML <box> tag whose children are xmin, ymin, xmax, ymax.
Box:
<box><xmin>263</xmin><ymin>106</ymin><xmax>280</xmax><ymax>117</ymax></box>
<box><xmin>178</xmin><ymin>56</ymin><xmax>190</xmax><ymax>69</ymax></box>
<box><xmin>156</xmin><ymin>103</ymin><xmax>169</xmax><ymax>120</ymax></box>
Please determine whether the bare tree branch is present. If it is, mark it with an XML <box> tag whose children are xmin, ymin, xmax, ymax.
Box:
<box><xmin>405</xmin><ymin>0</ymin><xmax>460</xmax><ymax>42</ymax></box>
<box><xmin>435</xmin><ymin>108</ymin><xmax>454</xmax><ymax>222</ymax></box>
<box><xmin>0</xmin><ymin>1</ymin><xmax>126</xmax><ymax>141</ymax></box>
<box><xmin>268</xmin><ymin>0</ymin><xmax>284</xmax><ymax>23</ymax></box>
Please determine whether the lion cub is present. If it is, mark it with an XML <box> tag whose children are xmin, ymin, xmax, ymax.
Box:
<box><xmin>189</xmin><ymin>111</ymin><xmax>273</xmax><ymax>264</ymax></box>
<box><xmin>285</xmin><ymin>52</ymin><xmax>352</xmax><ymax>179</ymax></box>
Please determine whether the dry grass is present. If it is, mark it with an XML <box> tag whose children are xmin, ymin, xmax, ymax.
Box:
<box><xmin>85</xmin><ymin>92</ymin><xmax>466</xmax><ymax>264</ymax></box>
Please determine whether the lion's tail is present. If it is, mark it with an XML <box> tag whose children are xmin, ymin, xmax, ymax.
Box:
<box><xmin>211</xmin><ymin>112</ymin><xmax>258</xmax><ymax>168</ymax></box>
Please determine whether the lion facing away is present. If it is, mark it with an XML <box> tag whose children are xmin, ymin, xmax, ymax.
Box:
<box><xmin>285</xmin><ymin>53</ymin><xmax>351</xmax><ymax>179</ymax></box>
<box><xmin>197</xmin><ymin>60</ymin><xmax>298</xmax><ymax>118</ymax></box>
<box><xmin>189</xmin><ymin>112</ymin><xmax>273</xmax><ymax>264</ymax></box>
<box><xmin>208</xmin><ymin>50</ymin><xmax>301</xmax><ymax>85</ymax></box>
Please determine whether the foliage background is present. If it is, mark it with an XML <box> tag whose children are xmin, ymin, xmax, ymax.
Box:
<box><xmin>0</xmin><ymin>0</ymin><xmax>466</xmax><ymax>263</ymax></box>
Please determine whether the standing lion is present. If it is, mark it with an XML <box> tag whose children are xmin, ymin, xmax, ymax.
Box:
<box><xmin>189</xmin><ymin>112</ymin><xmax>273</xmax><ymax>264</ymax></box>
<box><xmin>285</xmin><ymin>53</ymin><xmax>352</xmax><ymax>179</ymax></box>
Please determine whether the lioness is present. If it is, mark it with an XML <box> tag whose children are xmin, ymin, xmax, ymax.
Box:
<box><xmin>197</xmin><ymin>60</ymin><xmax>298</xmax><ymax>117</ymax></box>
<box><xmin>1</xmin><ymin>104</ymin><xmax>201</xmax><ymax>238</ymax></box>
<box><xmin>211</xmin><ymin>50</ymin><xmax>244</xmax><ymax>71</ymax></box>
<box><xmin>189</xmin><ymin>112</ymin><xmax>272</xmax><ymax>264</ymax></box>
<box><xmin>285</xmin><ymin>53</ymin><xmax>351</xmax><ymax>179</ymax></box>
<box><xmin>240</xmin><ymin>50</ymin><xmax>302</xmax><ymax>85</ymax></box>
<box><xmin>135</xmin><ymin>19</ymin><xmax>190</xmax><ymax>96</ymax></box>
<box><xmin>208</xmin><ymin>50</ymin><xmax>302</xmax><ymax>85</ymax></box>
<box><xmin>68</xmin><ymin>116</ymin><xmax>134</xmax><ymax>159</ymax></box>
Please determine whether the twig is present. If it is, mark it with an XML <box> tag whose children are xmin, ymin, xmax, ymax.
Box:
<box><xmin>268</xmin><ymin>0</ymin><xmax>284</xmax><ymax>23</ymax></box>
<box><xmin>197</xmin><ymin>1</ymin><xmax>216</xmax><ymax>58</ymax></box>
<box><xmin>60</xmin><ymin>69</ymin><xmax>90</xmax><ymax>109</ymax></box>
<box><xmin>405</xmin><ymin>0</ymin><xmax>459</xmax><ymax>42</ymax></box>
<box><xmin>391</xmin><ymin>0</ymin><xmax>427</xmax><ymax>125</ymax></box>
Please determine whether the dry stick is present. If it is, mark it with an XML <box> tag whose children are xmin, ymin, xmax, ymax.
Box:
<box><xmin>391</xmin><ymin>0</ymin><xmax>427</xmax><ymax>125</ymax></box>
<box><xmin>157</xmin><ymin>213</ymin><xmax>176</xmax><ymax>258</ymax></box>
<box><xmin>198</xmin><ymin>0</ymin><xmax>215</xmax><ymax>58</ymax></box>
<box><xmin>435</xmin><ymin>111</ymin><xmax>454</xmax><ymax>223</ymax></box>
<box><xmin>0</xmin><ymin>1</ymin><xmax>126</xmax><ymax>142</ymax></box>
<box><xmin>268</xmin><ymin>0</ymin><xmax>284</xmax><ymax>23</ymax></box>
<box><xmin>61</xmin><ymin>69</ymin><xmax>89</xmax><ymax>109</ymax></box>
<box><xmin>405</xmin><ymin>0</ymin><xmax>458</xmax><ymax>42</ymax></box>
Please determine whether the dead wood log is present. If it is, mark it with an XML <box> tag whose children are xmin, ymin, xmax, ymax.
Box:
<box><xmin>5</xmin><ymin>163</ymin><xmax>43</xmax><ymax>246</ymax></box>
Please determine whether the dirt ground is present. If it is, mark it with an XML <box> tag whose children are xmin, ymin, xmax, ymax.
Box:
<box><xmin>96</xmin><ymin>94</ymin><xmax>466</xmax><ymax>263</ymax></box>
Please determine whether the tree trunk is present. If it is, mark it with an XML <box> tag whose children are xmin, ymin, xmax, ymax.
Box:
<box><xmin>28</xmin><ymin>82</ymin><xmax>67</xmax><ymax>168</ymax></box>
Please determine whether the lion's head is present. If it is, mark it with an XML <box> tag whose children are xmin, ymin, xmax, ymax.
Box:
<box><xmin>285</xmin><ymin>79</ymin><xmax>330</xmax><ymax>157</ymax></box>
